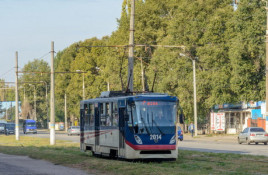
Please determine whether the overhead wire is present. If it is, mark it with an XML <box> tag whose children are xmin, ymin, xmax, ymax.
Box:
<box><xmin>36</xmin><ymin>52</ymin><xmax>50</xmax><ymax>60</ymax></box>
<box><xmin>0</xmin><ymin>67</ymin><xmax>14</xmax><ymax>80</ymax></box>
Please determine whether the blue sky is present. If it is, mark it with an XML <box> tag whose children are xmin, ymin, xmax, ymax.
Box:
<box><xmin>0</xmin><ymin>0</ymin><xmax>122</xmax><ymax>82</ymax></box>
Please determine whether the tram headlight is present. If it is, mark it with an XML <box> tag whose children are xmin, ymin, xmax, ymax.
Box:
<box><xmin>169</xmin><ymin>135</ymin><xmax>176</xmax><ymax>144</ymax></box>
<box><xmin>134</xmin><ymin>135</ymin><xmax>143</xmax><ymax>144</ymax></box>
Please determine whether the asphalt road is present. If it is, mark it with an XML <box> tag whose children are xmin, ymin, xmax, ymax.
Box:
<box><xmin>0</xmin><ymin>153</ymin><xmax>91</xmax><ymax>175</ymax></box>
<box><xmin>178</xmin><ymin>134</ymin><xmax>268</xmax><ymax>157</ymax></box>
<box><xmin>26</xmin><ymin>130</ymin><xmax>268</xmax><ymax>157</ymax></box>
<box><xmin>25</xmin><ymin>130</ymin><xmax>79</xmax><ymax>143</ymax></box>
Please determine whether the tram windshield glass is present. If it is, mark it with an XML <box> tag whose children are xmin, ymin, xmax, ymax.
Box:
<box><xmin>128</xmin><ymin>101</ymin><xmax>176</xmax><ymax>134</ymax></box>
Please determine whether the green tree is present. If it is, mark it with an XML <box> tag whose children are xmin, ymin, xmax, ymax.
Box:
<box><xmin>19</xmin><ymin>59</ymin><xmax>50</xmax><ymax>126</ymax></box>
<box><xmin>228</xmin><ymin>0</ymin><xmax>266</xmax><ymax>102</ymax></box>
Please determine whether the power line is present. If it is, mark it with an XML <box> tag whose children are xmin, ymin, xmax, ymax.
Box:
<box><xmin>36</xmin><ymin>52</ymin><xmax>50</xmax><ymax>60</ymax></box>
<box><xmin>0</xmin><ymin>68</ymin><xmax>14</xmax><ymax>79</ymax></box>
<box><xmin>35</xmin><ymin>51</ymin><xmax>57</xmax><ymax>60</ymax></box>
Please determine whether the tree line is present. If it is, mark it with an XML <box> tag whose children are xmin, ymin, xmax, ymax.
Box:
<box><xmin>1</xmin><ymin>0</ymin><xmax>265</xmax><ymax>126</ymax></box>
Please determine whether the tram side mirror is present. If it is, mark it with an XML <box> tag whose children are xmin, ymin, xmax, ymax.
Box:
<box><xmin>179</xmin><ymin>113</ymin><xmax>184</xmax><ymax>124</ymax></box>
<box><xmin>124</xmin><ymin>114</ymin><xmax>129</xmax><ymax>121</ymax></box>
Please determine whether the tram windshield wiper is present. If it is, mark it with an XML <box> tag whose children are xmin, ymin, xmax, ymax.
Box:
<box><xmin>141</xmin><ymin>116</ymin><xmax>151</xmax><ymax>135</ymax></box>
<box><xmin>152</xmin><ymin>118</ymin><xmax>164</xmax><ymax>135</ymax></box>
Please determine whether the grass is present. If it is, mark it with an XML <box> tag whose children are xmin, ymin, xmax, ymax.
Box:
<box><xmin>0</xmin><ymin>135</ymin><xmax>268</xmax><ymax>175</ymax></box>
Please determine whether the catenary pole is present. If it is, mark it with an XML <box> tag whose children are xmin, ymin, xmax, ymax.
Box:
<box><xmin>42</xmin><ymin>81</ymin><xmax>49</xmax><ymax>128</ymax></box>
<box><xmin>141</xmin><ymin>58</ymin><xmax>145</xmax><ymax>91</ymax></box>
<box><xmin>264</xmin><ymin>2</ymin><xmax>268</xmax><ymax>126</ymax></box>
<box><xmin>128</xmin><ymin>0</ymin><xmax>135</xmax><ymax>92</ymax></box>
<box><xmin>6</xmin><ymin>108</ymin><xmax>8</xmax><ymax>121</ymax></box>
<box><xmin>193</xmin><ymin>59</ymin><xmax>197</xmax><ymax>136</ymax></box>
<box><xmin>15</xmin><ymin>51</ymin><xmax>20</xmax><ymax>141</ymax></box>
<box><xmin>23</xmin><ymin>85</ymin><xmax>25</xmax><ymax>101</ymax></box>
<box><xmin>83</xmin><ymin>72</ymin><xmax>85</xmax><ymax>100</ymax></box>
<box><xmin>34</xmin><ymin>86</ymin><xmax>36</xmax><ymax>121</ymax></box>
<box><xmin>65</xmin><ymin>93</ymin><xmax>68</xmax><ymax>132</ymax></box>
<box><xmin>50</xmin><ymin>41</ymin><xmax>55</xmax><ymax>145</ymax></box>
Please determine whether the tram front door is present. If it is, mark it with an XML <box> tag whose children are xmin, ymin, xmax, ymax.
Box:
<box><xmin>118</xmin><ymin>107</ymin><xmax>125</xmax><ymax>157</ymax></box>
<box><xmin>94</xmin><ymin>103</ymin><xmax>100</xmax><ymax>152</ymax></box>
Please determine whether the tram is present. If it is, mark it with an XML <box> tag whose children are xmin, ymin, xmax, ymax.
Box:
<box><xmin>80</xmin><ymin>91</ymin><xmax>184</xmax><ymax>160</ymax></box>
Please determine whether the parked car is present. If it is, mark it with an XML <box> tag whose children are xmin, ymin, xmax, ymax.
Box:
<box><xmin>238</xmin><ymin>127</ymin><xmax>268</xmax><ymax>145</ymax></box>
<box><xmin>4</xmin><ymin>123</ymin><xmax>15</xmax><ymax>135</ymax></box>
<box><xmin>0</xmin><ymin>123</ymin><xmax>6</xmax><ymax>134</ymax></box>
<box><xmin>178</xmin><ymin>126</ymin><xmax>183</xmax><ymax>141</ymax></box>
<box><xmin>67</xmin><ymin>126</ymin><xmax>80</xmax><ymax>136</ymax></box>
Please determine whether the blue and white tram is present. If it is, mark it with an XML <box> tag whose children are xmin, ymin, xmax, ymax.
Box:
<box><xmin>80</xmin><ymin>91</ymin><xmax>183</xmax><ymax>160</ymax></box>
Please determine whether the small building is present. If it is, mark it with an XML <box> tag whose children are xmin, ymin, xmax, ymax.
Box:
<box><xmin>211</xmin><ymin>101</ymin><xmax>268</xmax><ymax>134</ymax></box>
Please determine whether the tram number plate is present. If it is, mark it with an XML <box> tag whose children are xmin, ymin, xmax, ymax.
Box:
<box><xmin>150</xmin><ymin>134</ymin><xmax>162</xmax><ymax>141</ymax></box>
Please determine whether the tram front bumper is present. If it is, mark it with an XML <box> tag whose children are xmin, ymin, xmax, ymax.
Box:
<box><xmin>125</xmin><ymin>144</ymin><xmax>178</xmax><ymax>159</ymax></box>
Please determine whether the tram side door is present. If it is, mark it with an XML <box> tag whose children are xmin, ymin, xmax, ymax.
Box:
<box><xmin>118</xmin><ymin>107</ymin><xmax>126</xmax><ymax>157</ymax></box>
<box><xmin>94</xmin><ymin>103</ymin><xmax>100</xmax><ymax>152</ymax></box>
<box><xmin>80</xmin><ymin>108</ymin><xmax>85</xmax><ymax>143</ymax></box>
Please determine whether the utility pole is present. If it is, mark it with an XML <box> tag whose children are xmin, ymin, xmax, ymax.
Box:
<box><xmin>29</xmin><ymin>85</ymin><xmax>37</xmax><ymax>121</ymax></box>
<box><xmin>264</xmin><ymin>1</ymin><xmax>268</xmax><ymax>124</ymax></box>
<box><xmin>23</xmin><ymin>85</ymin><xmax>25</xmax><ymax>101</ymax></box>
<box><xmin>128</xmin><ymin>0</ymin><xmax>135</xmax><ymax>92</ymax></box>
<box><xmin>15</xmin><ymin>51</ymin><xmax>19</xmax><ymax>141</ymax></box>
<box><xmin>193</xmin><ymin>58</ymin><xmax>197</xmax><ymax>136</ymax></box>
<box><xmin>5</xmin><ymin>107</ymin><xmax>8</xmax><ymax>121</ymax></box>
<box><xmin>65</xmin><ymin>93</ymin><xmax>68</xmax><ymax>132</ymax></box>
<box><xmin>179</xmin><ymin>53</ymin><xmax>198</xmax><ymax>136</ymax></box>
<box><xmin>50</xmin><ymin>41</ymin><xmax>55</xmax><ymax>145</ymax></box>
<box><xmin>34</xmin><ymin>86</ymin><xmax>36</xmax><ymax>121</ymax></box>
<box><xmin>41</xmin><ymin>81</ymin><xmax>48</xmax><ymax>127</ymax></box>
<box><xmin>45</xmin><ymin>83</ymin><xmax>48</xmax><ymax>128</ymax></box>
<box><xmin>141</xmin><ymin>58</ymin><xmax>145</xmax><ymax>91</ymax></box>
<box><xmin>83</xmin><ymin>72</ymin><xmax>85</xmax><ymax>100</ymax></box>
<box><xmin>76</xmin><ymin>70</ymin><xmax>85</xmax><ymax>100</ymax></box>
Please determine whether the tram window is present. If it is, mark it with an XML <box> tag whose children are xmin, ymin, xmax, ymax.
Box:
<box><xmin>100</xmin><ymin>103</ymin><xmax>104</xmax><ymax>115</ymax></box>
<box><xmin>89</xmin><ymin>104</ymin><xmax>94</xmax><ymax>126</ymax></box>
<box><xmin>112</xmin><ymin>102</ymin><xmax>118</xmax><ymax>126</ymax></box>
<box><xmin>106</xmin><ymin>103</ymin><xmax>112</xmax><ymax>126</ymax></box>
<box><xmin>84</xmin><ymin>104</ymin><xmax>88</xmax><ymax>114</ymax></box>
<box><xmin>127</xmin><ymin>102</ymin><xmax>138</xmax><ymax>133</ymax></box>
<box><xmin>105</xmin><ymin>103</ymin><xmax>109</xmax><ymax>113</ymax></box>
<box><xmin>84</xmin><ymin>104</ymin><xmax>89</xmax><ymax>126</ymax></box>
<box><xmin>100</xmin><ymin>103</ymin><xmax>107</xmax><ymax>126</ymax></box>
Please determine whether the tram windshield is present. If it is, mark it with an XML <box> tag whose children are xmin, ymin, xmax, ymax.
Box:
<box><xmin>128</xmin><ymin>101</ymin><xmax>177</xmax><ymax>134</ymax></box>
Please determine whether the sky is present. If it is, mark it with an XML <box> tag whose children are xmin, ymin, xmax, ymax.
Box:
<box><xmin>0</xmin><ymin>0</ymin><xmax>123</xmax><ymax>82</ymax></box>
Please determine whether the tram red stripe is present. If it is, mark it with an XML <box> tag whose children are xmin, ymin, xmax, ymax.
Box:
<box><xmin>125</xmin><ymin>140</ymin><xmax>176</xmax><ymax>150</ymax></box>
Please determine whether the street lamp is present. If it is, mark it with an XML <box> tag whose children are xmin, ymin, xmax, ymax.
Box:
<box><xmin>76</xmin><ymin>70</ymin><xmax>85</xmax><ymax>100</ymax></box>
<box><xmin>179</xmin><ymin>53</ymin><xmax>198</xmax><ymax>137</ymax></box>
<box><xmin>41</xmin><ymin>81</ymin><xmax>48</xmax><ymax>128</ymax></box>
<box><xmin>262</xmin><ymin>0</ymin><xmax>268</xmax><ymax>127</ymax></box>
<box><xmin>40</xmin><ymin>81</ymin><xmax>48</xmax><ymax>101</ymax></box>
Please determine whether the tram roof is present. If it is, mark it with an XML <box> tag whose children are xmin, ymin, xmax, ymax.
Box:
<box><xmin>80</xmin><ymin>91</ymin><xmax>178</xmax><ymax>105</ymax></box>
